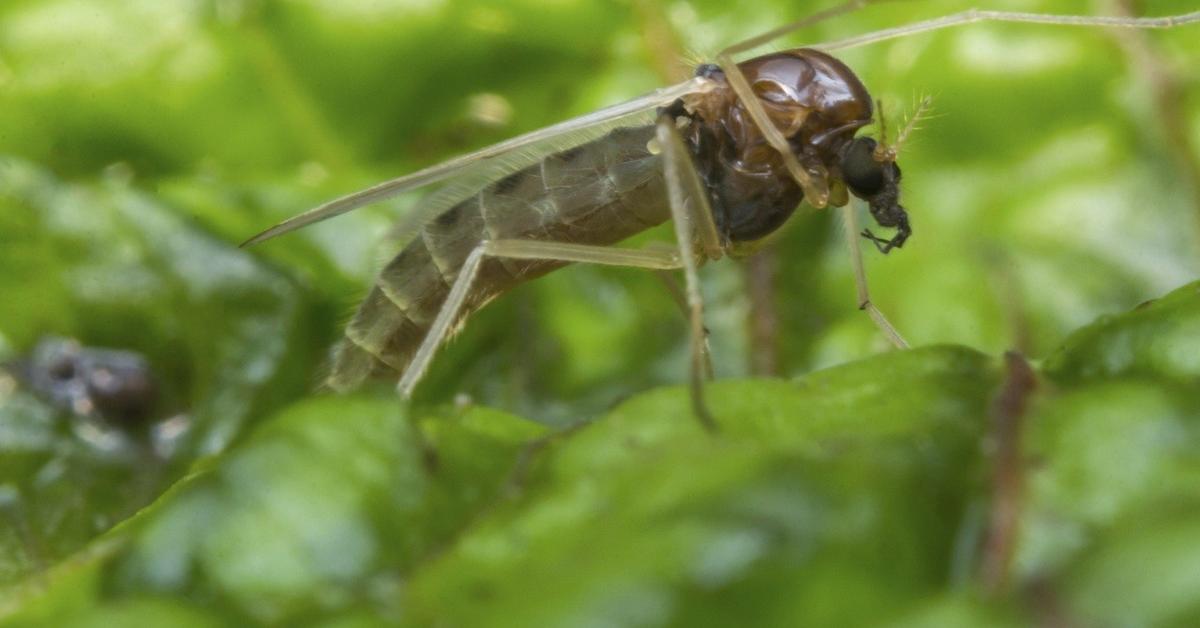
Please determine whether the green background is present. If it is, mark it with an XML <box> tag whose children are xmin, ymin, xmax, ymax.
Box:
<box><xmin>1</xmin><ymin>0</ymin><xmax>1199</xmax><ymax>625</ymax></box>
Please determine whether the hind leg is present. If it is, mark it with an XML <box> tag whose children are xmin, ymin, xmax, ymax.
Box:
<box><xmin>396</xmin><ymin>241</ymin><xmax>688</xmax><ymax>396</ymax></box>
<box><xmin>391</xmin><ymin>241</ymin><xmax>693</xmax><ymax>474</ymax></box>
<box><xmin>395</xmin><ymin>237</ymin><xmax>725</xmax><ymax>432</ymax></box>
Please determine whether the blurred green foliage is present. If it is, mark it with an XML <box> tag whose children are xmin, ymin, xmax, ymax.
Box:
<box><xmin>1</xmin><ymin>0</ymin><xmax>1199</xmax><ymax>625</ymax></box>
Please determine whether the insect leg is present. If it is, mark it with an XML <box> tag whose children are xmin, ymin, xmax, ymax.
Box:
<box><xmin>656</xmin><ymin>114</ymin><xmax>721</xmax><ymax>432</ymax></box>
<box><xmin>713</xmin><ymin>0</ymin><xmax>896</xmax><ymax>207</ymax></box>
<box><xmin>720</xmin><ymin>0</ymin><xmax>880</xmax><ymax>57</ymax></box>
<box><xmin>714</xmin><ymin>51</ymin><xmax>828</xmax><ymax>208</ymax></box>
<box><xmin>395</xmin><ymin>240</ymin><xmax>718</xmax><ymax>413</ymax></box>
<box><xmin>843</xmin><ymin>201</ymin><xmax>908</xmax><ymax>348</ymax></box>
<box><xmin>654</xmin><ymin>112</ymin><xmax>728</xmax><ymax>381</ymax></box>
<box><xmin>396</xmin><ymin>244</ymin><xmax>486</xmax><ymax>400</ymax></box>
<box><xmin>479</xmin><ymin>241</ymin><xmax>684</xmax><ymax>269</ymax></box>
<box><xmin>816</xmin><ymin>9</ymin><xmax>1200</xmax><ymax>52</ymax></box>
<box><xmin>655</xmin><ymin>270</ymin><xmax>715</xmax><ymax>380</ymax></box>
<box><xmin>655</xmin><ymin>117</ymin><xmax>724</xmax><ymax>260</ymax></box>
<box><xmin>485</xmin><ymin>240</ymin><xmax>718</xmax><ymax>432</ymax></box>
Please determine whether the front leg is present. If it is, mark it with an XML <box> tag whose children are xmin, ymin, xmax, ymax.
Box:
<box><xmin>841</xmin><ymin>201</ymin><xmax>909</xmax><ymax>349</ymax></box>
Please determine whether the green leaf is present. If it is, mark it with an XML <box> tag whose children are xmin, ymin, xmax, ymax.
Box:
<box><xmin>6</xmin><ymin>281</ymin><xmax>1200</xmax><ymax>625</ymax></box>
<box><xmin>401</xmin><ymin>347</ymin><xmax>1000</xmax><ymax>628</ymax></box>
<box><xmin>0</xmin><ymin>160</ymin><xmax>324</xmax><ymax>581</ymax></box>
<box><xmin>1042</xmin><ymin>282</ymin><xmax>1200</xmax><ymax>384</ymax></box>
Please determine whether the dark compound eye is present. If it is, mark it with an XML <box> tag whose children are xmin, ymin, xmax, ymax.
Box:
<box><xmin>840</xmin><ymin>137</ymin><xmax>886</xmax><ymax>196</ymax></box>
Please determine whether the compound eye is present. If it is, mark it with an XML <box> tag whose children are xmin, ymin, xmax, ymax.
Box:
<box><xmin>840</xmin><ymin>137</ymin><xmax>885</xmax><ymax>196</ymax></box>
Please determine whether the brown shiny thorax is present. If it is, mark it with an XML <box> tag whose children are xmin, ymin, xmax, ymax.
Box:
<box><xmin>674</xmin><ymin>48</ymin><xmax>875</xmax><ymax>244</ymax></box>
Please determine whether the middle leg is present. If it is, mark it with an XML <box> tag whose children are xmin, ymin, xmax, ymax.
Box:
<box><xmin>656</xmin><ymin>113</ymin><xmax>725</xmax><ymax>431</ymax></box>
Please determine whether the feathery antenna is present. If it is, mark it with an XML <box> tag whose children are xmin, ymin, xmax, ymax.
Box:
<box><xmin>873</xmin><ymin>95</ymin><xmax>934</xmax><ymax>163</ymax></box>
<box><xmin>893</xmin><ymin>94</ymin><xmax>934</xmax><ymax>158</ymax></box>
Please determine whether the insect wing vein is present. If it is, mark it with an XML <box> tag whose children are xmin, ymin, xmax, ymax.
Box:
<box><xmin>241</xmin><ymin>77</ymin><xmax>716</xmax><ymax>247</ymax></box>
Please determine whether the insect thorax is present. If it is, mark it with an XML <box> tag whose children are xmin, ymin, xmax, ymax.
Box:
<box><xmin>677</xmin><ymin>48</ymin><xmax>875</xmax><ymax>243</ymax></box>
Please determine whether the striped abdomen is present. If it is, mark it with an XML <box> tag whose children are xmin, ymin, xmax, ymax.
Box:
<box><xmin>328</xmin><ymin>125</ymin><xmax>672</xmax><ymax>390</ymax></box>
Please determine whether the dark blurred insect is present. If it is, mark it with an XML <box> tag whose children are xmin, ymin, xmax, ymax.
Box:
<box><xmin>14</xmin><ymin>337</ymin><xmax>156</xmax><ymax>424</ymax></box>
<box><xmin>245</xmin><ymin>1</ymin><xmax>1199</xmax><ymax>429</ymax></box>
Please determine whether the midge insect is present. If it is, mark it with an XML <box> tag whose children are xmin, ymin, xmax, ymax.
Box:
<box><xmin>244</xmin><ymin>2</ymin><xmax>1199</xmax><ymax>430</ymax></box>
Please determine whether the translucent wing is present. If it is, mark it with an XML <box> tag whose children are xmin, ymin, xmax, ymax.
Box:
<box><xmin>241</xmin><ymin>77</ymin><xmax>715</xmax><ymax>247</ymax></box>
<box><xmin>378</xmin><ymin>111</ymin><xmax>659</xmax><ymax>255</ymax></box>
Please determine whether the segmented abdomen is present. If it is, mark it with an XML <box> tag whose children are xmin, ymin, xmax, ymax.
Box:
<box><xmin>328</xmin><ymin>124</ymin><xmax>671</xmax><ymax>390</ymax></box>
